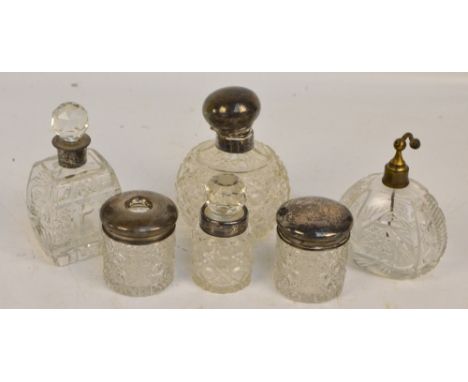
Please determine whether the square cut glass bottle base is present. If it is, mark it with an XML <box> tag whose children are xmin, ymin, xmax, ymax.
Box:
<box><xmin>26</xmin><ymin>149</ymin><xmax>121</xmax><ymax>266</ymax></box>
<box><xmin>47</xmin><ymin>239</ymin><xmax>102</xmax><ymax>267</ymax></box>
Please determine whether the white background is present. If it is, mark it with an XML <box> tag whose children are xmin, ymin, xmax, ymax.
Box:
<box><xmin>0</xmin><ymin>72</ymin><xmax>466</xmax><ymax>308</ymax></box>
<box><xmin>1</xmin><ymin>1</ymin><xmax>468</xmax><ymax>382</ymax></box>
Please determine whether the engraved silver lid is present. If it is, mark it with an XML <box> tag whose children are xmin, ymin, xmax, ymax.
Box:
<box><xmin>276</xmin><ymin>197</ymin><xmax>353</xmax><ymax>251</ymax></box>
<box><xmin>199</xmin><ymin>173</ymin><xmax>249</xmax><ymax>238</ymax></box>
<box><xmin>100</xmin><ymin>191</ymin><xmax>178</xmax><ymax>245</ymax></box>
<box><xmin>203</xmin><ymin>86</ymin><xmax>260</xmax><ymax>154</ymax></box>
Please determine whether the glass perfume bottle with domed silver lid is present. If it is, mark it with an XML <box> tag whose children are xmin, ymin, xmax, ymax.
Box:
<box><xmin>176</xmin><ymin>86</ymin><xmax>290</xmax><ymax>239</ymax></box>
<box><xmin>340</xmin><ymin>133</ymin><xmax>447</xmax><ymax>279</ymax></box>
<box><xmin>26</xmin><ymin>102</ymin><xmax>121</xmax><ymax>266</ymax></box>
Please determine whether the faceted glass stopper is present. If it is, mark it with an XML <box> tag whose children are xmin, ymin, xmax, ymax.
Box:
<box><xmin>51</xmin><ymin>102</ymin><xmax>89</xmax><ymax>142</ymax></box>
<box><xmin>205</xmin><ymin>173</ymin><xmax>246</xmax><ymax>222</ymax></box>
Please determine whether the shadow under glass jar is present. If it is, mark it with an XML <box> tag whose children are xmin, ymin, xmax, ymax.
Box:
<box><xmin>100</xmin><ymin>191</ymin><xmax>178</xmax><ymax>297</ymax></box>
<box><xmin>274</xmin><ymin>197</ymin><xmax>353</xmax><ymax>303</ymax></box>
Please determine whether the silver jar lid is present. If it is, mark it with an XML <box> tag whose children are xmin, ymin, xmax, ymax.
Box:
<box><xmin>276</xmin><ymin>197</ymin><xmax>353</xmax><ymax>251</ymax></box>
<box><xmin>100</xmin><ymin>191</ymin><xmax>178</xmax><ymax>245</ymax></box>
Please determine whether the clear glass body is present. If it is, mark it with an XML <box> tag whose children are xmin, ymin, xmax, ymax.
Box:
<box><xmin>102</xmin><ymin>233</ymin><xmax>175</xmax><ymax>297</ymax></box>
<box><xmin>340</xmin><ymin>173</ymin><xmax>447</xmax><ymax>279</ymax></box>
<box><xmin>176</xmin><ymin>140</ymin><xmax>290</xmax><ymax>239</ymax></box>
<box><xmin>26</xmin><ymin>149</ymin><xmax>121</xmax><ymax>266</ymax></box>
<box><xmin>274</xmin><ymin>236</ymin><xmax>348</xmax><ymax>303</ymax></box>
<box><xmin>192</xmin><ymin>226</ymin><xmax>252</xmax><ymax>293</ymax></box>
<box><xmin>204</xmin><ymin>173</ymin><xmax>246</xmax><ymax>221</ymax></box>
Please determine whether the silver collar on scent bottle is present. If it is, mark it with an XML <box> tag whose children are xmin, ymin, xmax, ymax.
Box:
<box><xmin>199</xmin><ymin>203</ymin><xmax>249</xmax><ymax>238</ymax></box>
<box><xmin>203</xmin><ymin>86</ymin><xmax>260</xmax><ymax>154</ymax></box>
<box><xmin>276</xmin><ymin>197</ymin><xmax>353</xmax><ymax>251</ymax></box>
<box><xmin>100</xmin><ymin>190</ymin><xmax>178</xmax><ymax>245</ymax></box>
<box><xmin>52</xmin><ymin>134</ymin><xmax>91</xmax><ymax>168</ymax></box>
<box><xmin>215</xmin><ymin>130</ymin><xmax>255</xmax><ymax>153</ymax></box>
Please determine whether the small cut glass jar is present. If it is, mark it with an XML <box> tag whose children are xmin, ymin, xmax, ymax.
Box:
<box><xmin>100</xmin><ymin>190</ymin><xmax>178</xmax><ymax>297</ymax></box>
<box><xmin>274</xmin><ymin>197</ymin><xmax>353</xmax><ymax>303</ymax></box>
<box><xmin>192</xmin><ymin>174</ymin><xmax>252</xmax><ymax>294</ymax></box>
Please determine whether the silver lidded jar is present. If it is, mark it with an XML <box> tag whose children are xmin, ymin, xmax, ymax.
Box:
<box><xmin>274</xmin><ymin>197</ymin><xmax>353</xmax><ymax>303</ymax></box>
<box><xmin>192</xmin><ymin>174</ymin><xmax>252</xmax><ymax>293</ymax></box>
<box><xmin>100</xmin><ymin>191</ymin><xmax>178</xmax><ymax>297</ymax></box>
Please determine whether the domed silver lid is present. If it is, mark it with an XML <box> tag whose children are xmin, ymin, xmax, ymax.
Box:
<box><xmin>100</xmin><ymin>191</ymin><xmax>178</xmax><ymax>245</ymax></box>
<box><xmin>276</xmin><ymin>197</ymin><xmax>353</xmax><ymax>251</ymax></box>
<box><xmin>203</xmin><ymin>86</ymin><xmax>260</xmax><ymax>153</ymax></box>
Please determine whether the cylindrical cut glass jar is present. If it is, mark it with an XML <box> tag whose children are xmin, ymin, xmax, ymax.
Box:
<box><xmin>274</xmin><ymin>197</ymin><xmax>353</xmax><ymax>303</ymax></box>
<box><xmin>192</xmin><ymin>205</ymin><xmax>252</xmax><ymax>294</ymax></box>
<box><xmin>100</xmin><ymin>190</ymin><xmax>178</xmax><ymax>297</ymax></box>
<box><xmin>191</xmin><ymin>173</ymin><xmax>252</xmax><ymax>294</ymax></box>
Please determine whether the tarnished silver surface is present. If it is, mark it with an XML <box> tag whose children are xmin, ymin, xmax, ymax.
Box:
<box><xmin>276</xmin><ymin>197</ymin><xmax>353</xmax><ymax>251</ymax></box>
<box><xmin>100</xmin><ymin>190</ymin><xmax>178</xmax><ymax>245</ymax></box>
<box><xmin>199</xmin><ymin>203</ymin><xmax>248</xmax><ymax>238</ymax></box>
<box><xmin>203</xmin><ymin>86</ymin><xmax>260</xmax><ymax>154</ymax></box>
<box><xmin>52</xmin><ymin>134</ymin><xmax>91</xmax><ymax>168</ymax></box>
<box><xmin>215</xmin><ymin>131</ymin><xmax>254</xmax><ymax>153</ymax></box>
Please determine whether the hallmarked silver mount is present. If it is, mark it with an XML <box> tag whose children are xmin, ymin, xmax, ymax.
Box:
<box><xmin>52</xmin><ymin>134</ymin><xmax>91</xmax><ymax>168</ymax></box>
<box><xmin>199</xmin><ymin>203</ymin><xmax>248</xmax><ymax>238</ymax></box>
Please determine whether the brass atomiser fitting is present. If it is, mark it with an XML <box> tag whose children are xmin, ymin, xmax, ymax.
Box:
<box><xmin>382</xmin><ymin>132</ymin><xmax>421</xmax><ymax>189</ymax></box>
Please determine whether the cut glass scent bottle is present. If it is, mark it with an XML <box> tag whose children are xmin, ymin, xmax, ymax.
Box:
<box><xmin>26</xmin><ymin>102</ymin><xmax>121</xmax><ymax>266</ymax></box>
<box><xmin>176</xmin><ymin>86</ymin><xmax>290</xmax><ymax>239</ymax></box>
<box><xmin>340</xmin><ymin>133</ymin><xmax>447</xmax><ymax>279</ymax></box>
<box><xmin>192</xmin><ymin>174</ymin><xmax>253</xmax><ymax>294</ymax></box>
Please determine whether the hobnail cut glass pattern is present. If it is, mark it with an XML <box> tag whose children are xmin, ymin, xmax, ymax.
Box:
<box><xmin>274</xmin><ymin>236</ymin><xmax>348</xmax><ymax>303</ymax></box>
<box><xmin>103</xmin><ymin>233</ymin><xmax>175</xmax><ymax>297</ymax></box>
<box><xmin>192</xmin><ymin>227</ymin><xmax>252</xmax><ymax>293</ymax></box>
<box><xmin>176</xmin><ymin>140</ymin><xmax>290</xmax><ymax>239</ymax></box>
<box><xmin>26</xmin><ymin>149</ymin><xmax>121</xmax><ymax>266</ymax></box>
<box><xmin>340</xmin><ymin>173</ymin><xmax>447</xmax><ymax>279</ymax></box>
